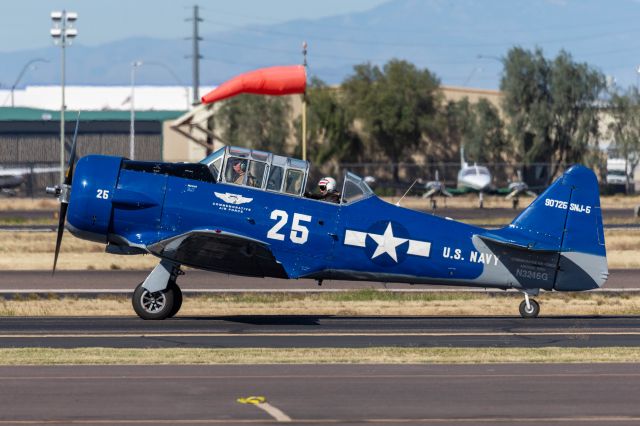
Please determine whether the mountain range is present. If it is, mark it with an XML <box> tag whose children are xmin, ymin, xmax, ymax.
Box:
<box><xmin>2</xmin><ymin>0</ymin><xmax>640</xmax><ymax>91</ymax></box>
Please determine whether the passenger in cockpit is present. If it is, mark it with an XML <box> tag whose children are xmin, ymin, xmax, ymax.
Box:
<box><xmin>305</xmin><ymin>177</ymin><xmax>340</xmax><ymax>203</ymax></box>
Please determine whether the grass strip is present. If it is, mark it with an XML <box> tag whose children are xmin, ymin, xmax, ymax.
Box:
<box><xmin>1</xmin><ymin>347</ymin><xmax>640</xmax><ymax>365</ymax></box>
<box><xmin>1</xmin><ymin>291</ymin><xmax>639</xmax><ymax>317</ymax></box>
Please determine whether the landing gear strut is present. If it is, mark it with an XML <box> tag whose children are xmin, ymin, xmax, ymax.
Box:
<box><xmin>518</xmin><ymin>291</ymin><xmax>540</xmax><ymax>318</ymax></box>
<box><xmin>132</xmin><ymin>260</ymin><xmax>183</xmax><ymax>320</ymax></box>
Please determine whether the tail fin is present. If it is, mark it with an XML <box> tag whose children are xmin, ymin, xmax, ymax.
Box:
<box><xmin>493</xmin><ymin>165</ymin><xmax>608</xmax><ymax>290</ymax></box>
<box><xmin>460</xmin><ymin>146</ymin><xmax>468</xmax><ymax>168</ymax></box>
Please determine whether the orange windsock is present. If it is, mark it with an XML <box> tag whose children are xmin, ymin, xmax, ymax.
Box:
<box><xmin>201</xmin><ymin>65</ymin><xmax>307</xmax><ymax>104</ymax></box>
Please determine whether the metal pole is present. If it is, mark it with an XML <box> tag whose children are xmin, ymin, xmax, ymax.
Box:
<box><xmin>192</xmin><ymin>5</ymin><xmax>200</xmax><ymax>105</ymax></box>
<box><xmin>11</xmin><ymin>59</ymin><xmax>48</xmax><ymax>108</ymax></box>
<box><xmin>130</xmin><ymin>63</ymin><xmax>136</xmax><ymax>160</ymax></box>
<box><xmin>59</xmin><ymin>11</ymin><xmax>66</xmax><ymax>184</ymax></box>
<box><xmin>302</xmin><ymin>41</ymin><xmax>308</xmax><ymax>162</ymax></box>
<box><xmin>302</xmin><ymin>97</ymin><xmax>307</xmax><ymax>162</ymax></box>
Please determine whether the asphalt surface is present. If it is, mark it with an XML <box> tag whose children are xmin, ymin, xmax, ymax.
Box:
<box><xmin>1</xmin><ymin>364</ymin><xmax>640</xmax><ymax>425</ymax></box>
<box><xmin>0</xmin><ymin>269</ymin><xmax>638</xmax><ymax>293</ymax></box>
<box><xmin>2</xmin><ymin>315</ymin><xmax>640</xmax><ymax>348</ymax></box>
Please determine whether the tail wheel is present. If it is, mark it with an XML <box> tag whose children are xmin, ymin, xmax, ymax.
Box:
<box><xmin>519</xmin><ymin>299</ymin><xmax>540</xmax><ymax>318</ymax></box>
<box><xmin>132</xmin><ymin>282</ymin><xmax>176</xmax><ymax>320</ymax></box>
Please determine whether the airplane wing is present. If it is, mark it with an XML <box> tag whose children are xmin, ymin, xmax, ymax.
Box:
<box><xmin>505</xmin><ymin>189</ymin><xmax>518</xmax><ymax>200</ymax></box>
<box><xmin>421</xmin><ymin>188</ymin><xmax>437</xmax><ymax>199</ymax></box>
<box><xmin>146</xmin><ymin>230</ymin><xmax>288</xmax><ymax>278</ymax></box>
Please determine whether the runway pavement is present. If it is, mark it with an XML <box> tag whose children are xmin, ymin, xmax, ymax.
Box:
<box><xmin>1</xmin><ymin>268</ymin><xmax>639</xmax><ymax>293</ymax></box>
<box><xmin>2</xmin><ymin>316</ymin><xmax>640</xmax><ymax>348</ymax></box>
<box><xmin>1</xmin><ymin>364</ymin><xmax>640</xmax><ymax>425</ymax></box>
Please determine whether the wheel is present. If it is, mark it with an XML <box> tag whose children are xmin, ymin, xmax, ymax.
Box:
<box><xmin>519</xmin><ymin>299</ymin><xmax>540</xmax><ymax>318</ymax></box>
<box><xmin>168</xmin><ymin>282</ymin><xmax>183</xmax><ymax>318</ymax></box>
<box><xmin>132</xmin><ymin>282</ymin><xmax>176</xmax><ymax>320</ymax></box>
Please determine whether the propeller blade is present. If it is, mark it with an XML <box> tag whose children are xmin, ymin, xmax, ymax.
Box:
<box><xmin>52</xmin><ymin>112</ymin><xmax>80</xmax><ymax>275</ymax></box>
<box><xmin>65</xmin><ymin>112</ymin><xmax>81</xmax><ymax>185</ymax></box>
<box><xmin>443</xmin><ymin>189</ymin><xmax>454</xmax><ymax>198</ymax></box>
<box><xmin>52</xmin><ymin>201</ymin><xmax>69</xmax><ymax>275</ymax></box>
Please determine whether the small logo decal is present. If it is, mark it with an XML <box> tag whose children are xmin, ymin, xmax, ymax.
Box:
<box><xmin>215</xmin><ymin>192</ymin><xmax>253</xmax><ymax>205</ymax></box>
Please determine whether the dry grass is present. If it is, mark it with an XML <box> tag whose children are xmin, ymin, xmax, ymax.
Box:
<box><xmin>1</xmin><ymin>292</ymin><xmax>639</xmax><ymax>317</ymax></box>
<box><xmin>0</xmin><ymin>228</ymin><xmax>637</xmax><ymax>270</ymax></box>
<box><xmin>0</xmin><ymin>347</ymin><xmax>639</xmax><ymax>365</ymax></box>
<box><xmin>0</xmin><ymin>232</ymin><xmax>157</xmax><ymax>270</ymax></box>
<box><xmin>0</xmin><ymin>198</ymin><xmax>58</xmax><ymax>211</ymax></box>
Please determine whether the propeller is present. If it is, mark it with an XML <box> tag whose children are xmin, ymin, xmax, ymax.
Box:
<box><xmin>46</xmin><ymin>112</ymin><xmax>81</xmax><ymax>274</ymax></box>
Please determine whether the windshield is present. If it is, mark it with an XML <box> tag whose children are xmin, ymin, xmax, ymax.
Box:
<box><xmin>199</xmin><ymin>147</ymin><xmax>225</xmax><ymax>165</ymax></box>
<box><xmin>341</xmin><ymin>171</ymin><xmax>374</xmax><ymax>204</ymax></box>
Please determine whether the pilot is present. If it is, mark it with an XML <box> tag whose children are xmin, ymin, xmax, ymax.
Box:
<box><xmin>232</xmin><ymin>159</ymin><xmax>248</xmax><ymax>185</ymax></box>
<box><xmin>306</xmin><ymin>176</ymin><xmax>340</xmax><ymax>203</ymax></box>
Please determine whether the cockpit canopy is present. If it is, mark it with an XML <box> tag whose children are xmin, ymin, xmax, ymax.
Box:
<box><xmin>461</xmin><ymin>166</ymin><xmax>490</xmax><ymax>177</ymax></box>
<box><xmin>200</xmin><ymin>146</ymin><xmax>309</xmax><ymax>196</ymax></box>
<box><xmin>200</xmin><ymin>146</ymin><xmax>374</xmax><ymax>204</ymax></box>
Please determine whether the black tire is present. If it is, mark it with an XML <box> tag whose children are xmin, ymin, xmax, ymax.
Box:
<box><xmin>132</xmin><ymin>282</ymin><xmax>175</xmax><ymax>320</ymax></box>
<box><xmin>519</xmin><ymin>299</ymin><xmax>540</xmax><ymax>318</ymax></box>
<box><xmin>168</xmin><ymin>282</ymin><xmax>183</xmax><ymax>318</ymax></box>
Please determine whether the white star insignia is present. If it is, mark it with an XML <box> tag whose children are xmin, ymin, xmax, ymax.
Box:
<box><xmin>368</xmin><ymin>222</ymin><xmax>408</xmax><ymax>262</ymax></box>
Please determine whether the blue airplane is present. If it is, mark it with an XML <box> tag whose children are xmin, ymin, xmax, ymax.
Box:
<box><xmin>48</xmin><ymin>125</ymin><xmax>608</xmax><ymax>320</ymax></box>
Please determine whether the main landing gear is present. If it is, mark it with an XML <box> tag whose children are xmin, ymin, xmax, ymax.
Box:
<box><xmin>518</xmin><ymin>290</ymin><xmax>540</xmax><ymax>319</ymax></box>
<box><xmin>132</xmin><ymin>260</ymin><xmax>184</xmax><ymax>320</ymax></box>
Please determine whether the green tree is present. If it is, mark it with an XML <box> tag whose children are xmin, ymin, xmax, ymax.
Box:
<box><xmin>342</xmin><ymin>59</ymin><xmax>442</xmax><ymax>182</ymax></box>
<box><xmin>215</xmin><ymin>94</ymin><xmax>291</xmax><ymax>153</ymax></box>
<box><xmin>607</xmin><ymin>87</ymin><xmax>640</xmax><ymax>193</ymax></box>
<box><xmin>500</xmin><ymin>47</ymin><xmax>605</xmax><ymax>182</ymax></box>
<box><xmin>463</xmin><ymin>98</ymin><xmax>511</xmax><ymax>165</ymax></box>
<box><xmin>294</xmin><ymin>78</ymin><xmax>363</xmax><ymax>175</ymax></box>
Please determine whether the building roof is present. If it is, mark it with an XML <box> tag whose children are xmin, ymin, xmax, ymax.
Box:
<box><xmin>0</xmin><ymin>107</ymin><xmax>184</xmax><ymax>122</ymax></box>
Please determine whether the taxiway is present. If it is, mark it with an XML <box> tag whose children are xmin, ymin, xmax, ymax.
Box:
<box><xmin>1</xmin><ymin>364</ymin><xmax>640</xmax><ymax>425</ymax></box>
<box><xmin>2</xmin><ymin>316</ymin><xmax>640</xmax><ymax>348</ymax></box>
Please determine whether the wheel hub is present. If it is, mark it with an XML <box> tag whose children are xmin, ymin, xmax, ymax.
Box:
<box><xmin>141</xmin><ymin>291</ymin><xmax>166</xmax><ymax>313</ymax></box>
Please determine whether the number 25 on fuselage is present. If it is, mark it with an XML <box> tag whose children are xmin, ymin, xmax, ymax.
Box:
<box><xmin>50</xmin><ymin>144</ymin><xmax>608</xmax><ymax>320</ymax></box>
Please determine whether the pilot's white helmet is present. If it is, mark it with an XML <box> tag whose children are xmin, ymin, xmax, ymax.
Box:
<box><xmin>318</xmin><ymin>177</ymin><xmax>336</xmax><ymax>192</ymax></box>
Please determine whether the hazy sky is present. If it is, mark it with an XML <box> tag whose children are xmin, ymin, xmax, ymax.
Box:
<box><xmin>0</xmin><ymin>0</ymin><xmax>388</xmax><ymax>52</ymax></box>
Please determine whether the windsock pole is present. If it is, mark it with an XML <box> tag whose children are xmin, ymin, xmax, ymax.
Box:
<box><xmin>302</xmin><ymin>41</ymin><xmax>308</xmax><ymax>162</ymax></box>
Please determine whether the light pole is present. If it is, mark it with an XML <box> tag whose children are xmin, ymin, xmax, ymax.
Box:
<box><xmin>130</xmin><ymin>61</ymin><xmax>143</xmax><ymax>160</ymax></box>
<box><xmin>11</xmin><ymin>58</ymin><xmax>49</xmax><ymax>107</ymax></box>
<box><xmin>141</xmin><ymin>61</ymin><xmax>190</xmax><ymax>110</ymax></box>
<box><xmin>50</xmin><ymin>10</ymin><xmax>77</xmax><ymax>184</ymax></box>
<box><xmin>463</xmin><ymin>67</ymin><xmax>483</xmax><ymax>87</ymax></box>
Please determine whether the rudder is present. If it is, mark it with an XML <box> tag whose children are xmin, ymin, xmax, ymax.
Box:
<box><xmin>494</xmin><ymin>165</ymin><xmax>608</xmax><ymax>290</ymax></box>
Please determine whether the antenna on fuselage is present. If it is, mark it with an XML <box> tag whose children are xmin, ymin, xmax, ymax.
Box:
<box><xmin>396</xmin><ymin>179</ymin><xmax>419</xmax><ymax>207</ymax></box>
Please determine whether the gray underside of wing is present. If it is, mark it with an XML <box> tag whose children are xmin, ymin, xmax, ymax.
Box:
<box><xmin>147</xmin><ymin>230</ymin><xmax>288</xmax><ymax>278</ymax></box>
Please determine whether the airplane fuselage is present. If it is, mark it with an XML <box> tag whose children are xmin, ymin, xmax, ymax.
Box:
<box><xmin>66</xmin><ymin>155</ymin><xmax>607</xmax><ymax>294</ymax></box>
